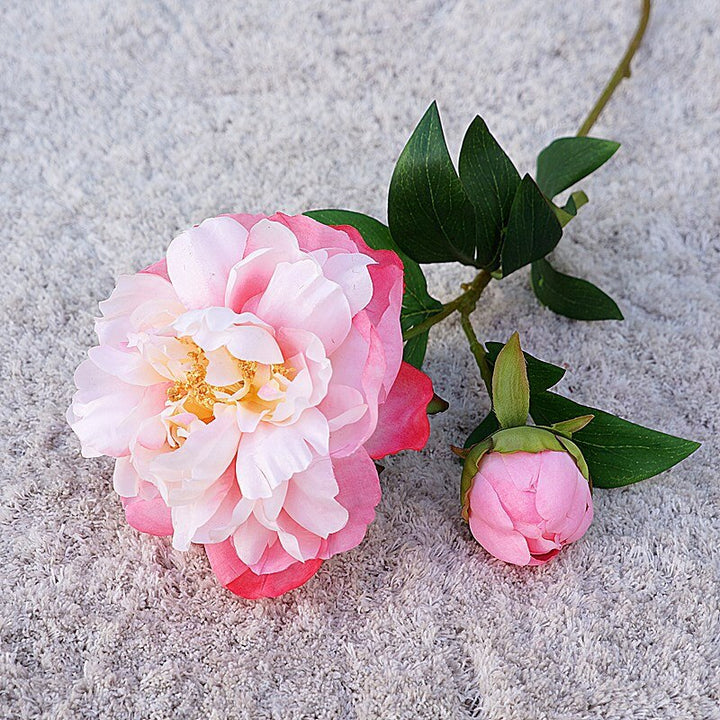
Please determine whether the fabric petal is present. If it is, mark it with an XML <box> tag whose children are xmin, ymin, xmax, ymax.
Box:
<box><xmin>468</xmin><ymin>477</ymin><xmax>532</xmax><ymax>565</ymax></box>
<box><xmin>235</xmin><ymin>408</ymin><xmax>329</xmax><ymax>500</ymax></box>
<box><xmin>255</xmin><ymin>259</ymin><xmax>352</xmax><ymax>353</ymax></box>
<box><xmin>283</xmin><ymin>457</ymin><xmax>348</xmax><ymax>538</ymax></box>
<box><xmin>166</xmin><ymin>216</ymin><xmax>248</xmax><ymax>309</ymax></box>
<box><xmin>364</xmin><ymin>361</ymin><xmax>433</xmax><ymax>459</ymax></box>
<box><xmin>205</xmin><ymin>539</ymin><xmax>322</xmax><ymax>599</ymax></box>
<box><xmin>323</xmin><ymin>447</ymin><xmax>381</xmax><ymax>558</ymax></box>
<box><xmin>122</xmin><ymin>493</ymin><xmax>174</xmax><ymax>537</ymax></box>
<box><xmin>67</xmin><ymin>358</ymin><xmax>169</xmax><ymax>458</ymax></box>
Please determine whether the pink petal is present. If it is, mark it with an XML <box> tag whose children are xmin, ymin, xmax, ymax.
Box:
<box><xmin>323</xmin><ymin>314</ymin><xmax>386</xmax><ymax>457</ymax></box>
<box><xmin>255</xmin><ymin>258</ymin><xmax>352</xmax><ymax>352</ymax></box>
<box><xmin>122</xmin><ymin>493</ymin><xmax>174</xmax><ymax>537</ymax></box>
<box><xmin>95</xmin><ymin>272</ymin><xmax>183</xmax><ymax>347</ymax></box>
<box><xmin>283</xmin><ymin>457</ymin><xmax>348</xmax><ymax>538</ymax></box>
<box><xmin>468</xmin><ymin>476</ymin><xmax>532</xmax><ymax>565</ymax></box>
<box><xmin>323</xmin><ymin>447</ymin><xmax>381</xmax><ymax>558</ymax></box>
<box><xmin>170</xmin><ymin>464</ymin><xmax>236</xmax><ymax>550</ymax></box>
<box><xmin>321</xmin><ymin>252</ymin><xmax>375</xmax><ymax>316</ymax></box>
<box><xmin>232</xmin><ymin>513</ymin><xmax>276</xmax><ymax>567</ymax></box>
<box><xmin>534</xmin><ymin>450</ymin><xmax>586</xmax><ymax>526</ymax></box>
<box><xmin>88</xmin><ymin>344</ymin><xmax>165</xmax><ymax>386</ymax></box>
<box><xmin>363</xmin><ymin>361</ymin><xmax>433</xmax><ymax>459</ymax></box>
<box><xmin>271</xmin><ymin>213</ymin><xmax>359</xmax><ymax>253</ymax></box>
<box><xmin>235</xmin><ymin>407</ymin><xmax>329</xmax><ymax>500</ymax></box>
<box><xmin>224</xmin><ymin>219</ymin><xmax>303</xmax><ymax>312</ymax></box>
<box><xmin>477</xmin><ymin>453</ymin><xmax>543</xmax><ymax>527</ymax></box>
<box><xmin>140</xmin><ymin>258</ymin><xmax>170</xmax><ymax>281</ymax></box>
<box><xmin>205</xmin><ymin>539</ymin><xmax>322</xmax><ymax>599</ymax></box>
<box><xmin>166</xmin><ymin>216</ymin><xmax>248</xmax><ymax>309</ymax></box>
<box><xmin>220</xmin><ymin>212</ymin><xmax>267</xmax><ymax>233</ymax></box>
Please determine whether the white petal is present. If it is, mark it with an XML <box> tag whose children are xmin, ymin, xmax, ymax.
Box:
<box><xmin>321</xmin><ymin>252</ymin><xmax>375</xmax><ymax>316</ymax></box>
<box><xmin>235</xmin><ymin>408</ymin><xmax>329</xmax><ymax>500</ymax></box>
<box><xmin>166</xmin><ymin>217</ymin><xmax>248</xmax><ymax>309</ymax></box>
<box><xmin>255</xmin><ymin>259</ymin><xmax>352</xmax><ymax>352</ymax></box>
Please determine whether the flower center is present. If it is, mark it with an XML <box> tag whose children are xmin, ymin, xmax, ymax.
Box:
<box><xmin>166</xmin><ymin>338</ymin><xmax>291</xmax><ymax>423</ymax></box>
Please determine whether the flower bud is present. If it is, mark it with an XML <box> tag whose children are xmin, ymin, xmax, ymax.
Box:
<box><xmin>461</xmin><ymin>426</ymin><xmax>593</xmax><ymax>566</ymax></box>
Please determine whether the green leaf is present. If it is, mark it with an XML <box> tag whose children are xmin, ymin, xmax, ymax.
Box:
<box><xmin>388</xmin><ymin>102</ymin><xmax>478</xmax><ymax>266</ymax></box>
<box><xmin>530</xmin><ymin>391</ymin><xmax>700</xmax><ymax>487</ymax></box>
<box><xmin>458</xmin><ymin>116</ymin><xmax>521</xmax><ymax>268</ymax></box>
<box><xmin>531</xmin><ymin>257</ymin><xmax>623</xmax><ymax>321</ymax></box>
<box><xmin>464</xmin><ymin>411</ymin><xmax>501</xmax><ymax>448</ymax></box>
<box><xmin>502</xmin><ymin>174</ymin><xmax>563</xmax><ymax>276</ymax></box>
<box><xmin>485</xmin><ymin>342</ymin><xmax>566</xmax><ymax>392</ymax></box>
<box><xmin>536</xmin><ymin>137</ymin><xmax>620</xmax><ymax>199</ymax></box>
<box><xmin>553</xmin><ymin>190</ymin><xmax>589</xmax><ymax>227</ymax></box>
<box><xmin>402</xmin><ymin>333</ymin><xmax>429</xmax><ymax>369</ymax></box>
<box><xmin>491</xmin><ymin>332</ymin><xmax>530</xmax><ymax>429</ymax></box>
<box><xmin>304</xmin><ymin>209</ymin><xmax>443</xmax><ymax>368</ymax></box>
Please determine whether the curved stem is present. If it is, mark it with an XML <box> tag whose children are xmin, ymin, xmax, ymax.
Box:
<box><xmin>402</xmin><ymin>269</ymin><xmax>492</xmax><ymax>341</ymax></box>
<box><xmin>577</xmin><ymin>0</ymin><xmax>651</xmax><ymax>137</ymax></box>
<box><xmin>459</xmin><ymin>311</ymin><xmax>493</xmax><ymax>395</ymax></box>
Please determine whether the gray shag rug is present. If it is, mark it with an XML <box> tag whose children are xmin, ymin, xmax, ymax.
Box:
<box><xmin>1</xmin><ymin>1</ymin><xmax>718</xmax><ymax>718</ymax></box>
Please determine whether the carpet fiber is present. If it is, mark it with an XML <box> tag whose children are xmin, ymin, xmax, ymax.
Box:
<box><xmin>1</xmin><ymin>1</ymin><xmax>718</xmax><ymax>718</ymax></box>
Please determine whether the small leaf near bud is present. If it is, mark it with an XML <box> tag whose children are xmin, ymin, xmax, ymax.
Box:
<box><xmin>551</xmin><ymin>414</ymin><xmax>595</xmax><ymax>437</ymax></box>
<box><xmin>427</xmin><ymin>393</ymin><xmax>450</xmax><ymax>415</ymax></box>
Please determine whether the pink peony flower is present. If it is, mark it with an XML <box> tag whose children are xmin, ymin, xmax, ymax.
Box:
<box><xmin>68</xmin><ymin>213</ymin><xmax>433</xmax><ymax>598</ymax></box>
<box><xmin>466</xmin><ymin>449</ymin><xmax>593</xmax><ymax>566</ymax></box>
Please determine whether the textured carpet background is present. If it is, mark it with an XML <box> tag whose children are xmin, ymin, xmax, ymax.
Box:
<box><xmin>1</xmin><ymin>1</ymin><xmax>719</xmax><ymax>718</ymax></box>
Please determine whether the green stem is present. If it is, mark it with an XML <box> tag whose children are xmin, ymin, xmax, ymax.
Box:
<box><xmin>402</xmin><ymin>269</ymin><xmax>492</xmax><ymax>341</ymax></box>
<box><xmin>577</xmin><ymin>0</ymin><xmax>652</xmax><ymax>137</ymax></box>
<box><xmin>459</xmin><ymin>312</ymin><xmax>493</xmax><ymax>395</ymax></box>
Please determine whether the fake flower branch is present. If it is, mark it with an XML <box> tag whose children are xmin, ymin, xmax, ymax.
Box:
<box><xmin>67</xmin><ymin>0</ymin><xmax>696</xmax><ymax>597</ymax></box>
<box><xmin>308</xmin><ymin>0</ymin><xmax>698</xmax><ymax>565</ymax></box>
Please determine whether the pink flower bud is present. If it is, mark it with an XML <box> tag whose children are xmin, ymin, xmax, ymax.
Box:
<box><xmin>467</xmin><ymin>449</ymin><xmax>593</xmax><ymax>566</ymax></box>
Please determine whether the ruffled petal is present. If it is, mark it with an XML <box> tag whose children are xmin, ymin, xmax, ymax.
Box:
<box><xmin>166</xmin><ymin>216</ymin><xmax>248</xmax><ymax>309</ymax></box>
<box><xmin>323</xmin><ymin>447</ymin><xmax>381</xmax><ymax>558</ymax></box>
<box><xmin>363</xmin><ymin>361</ymin><xmax>433</xmax><ymax>459</ymax></box>
<box><xmin>235</xmin><ymin>408</ymin><xmax>329</xmax><ymax>499</ymax></box>
<box><xmin>122</xmin><ymin>492</ymin><xmax>174</xmax><ymax>537</ymax></box>
<box><xmin>67</xmin><ymin>358</ymin><xmax>169</xmax><ymax>458</ymax></box>
<box><xmin>205</xmin><ymin>539</ymin><xmax>322</xmax><ymax>599</ymax></box>
<box><xmin>255</xmin><ymin>258</ymin><xmax>352</xmax><ymax>353</ymax></box>
<box><xmin>468</xmin><ymin>476</ymin><xmax>532</xmax><ymax>565</ymax></box>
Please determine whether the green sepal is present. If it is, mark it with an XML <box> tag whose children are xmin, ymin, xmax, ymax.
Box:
<box><xmin>555</xmin><ymin>435</ymin><xmax>591</xmax><ymax>483</ymax></box>
<box><xmin>427</xmin><ymin>393</ymin><xmax>450</xmax><ymax>415</ymax></box>
<box><xmin>491</xmin><ymin>332</ymin><xmax>530</xmax><ymax>429</ymax></box>
<box><xmin>551</xmin><ymin>415</ymin><xmax>595</xmax><ymax>437</ymax></box>
<box><xmin>460</xmin><ymin>438</ymin><xmax>493</xmax><ymax>520</ymax></box>
<box><xmin>490</xmin><ymin>426</ymin><xmax>565</xmax><ymax>455</ymax></box>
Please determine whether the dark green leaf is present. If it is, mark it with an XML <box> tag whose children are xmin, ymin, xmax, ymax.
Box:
<box><xmin>464</xmin><ymin>411</ymin><xmax>501</xmax><ymax>448</ymax></box>
<box><xmin>502</xmin><ymin>174</ymin><xmax>563</xmax><ymax>276</ymax></box>
<box><xmin>491</xmin><ymin>332</ymin><xmax>530</xmax><ymax>428</ymax></box>
<box><xmin>536</xmin><ymin>137</ymin><xmax>620</xmax><ymax>199</ymax></box>
<box><xmin>403</xmin><ymin>333</ymin><xmax>429</xmax><ymax>369</ymax></box>
<box><xmin>531</xmin><ymin>257</ymin><xmax>623</xmax><ymax>321</ymax></box>
<box><xmin>388</xmin><ymin>102</ymin><xmax>478</xmax><ymax>266</ymax></box>
<box><xmin>458</xmin><ymin>116</ymin><xmax>521</xmax><ymax>268</ymax></box>
<box><xmin>486</xmin><ymin>342</ymin><xmax>565</xmax><ymax>392</ymax></box>
<box><xmin>305</xmin><ymin>209</ymin><xmax>443</xmax><ymax>368</ymax></box>
<box><xmin>530</xmin><ymin>391</ymin><xmax>700</xmax><ymax>487</ymax></box>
